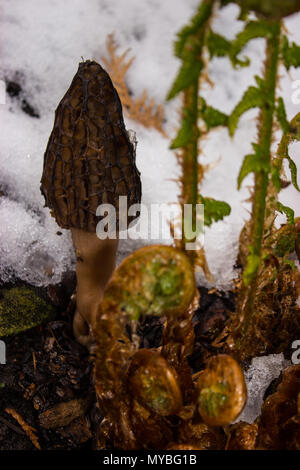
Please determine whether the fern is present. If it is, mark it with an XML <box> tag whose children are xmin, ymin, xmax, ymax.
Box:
<box><xmin>277</xmin><ymin>201</ymin><xmax>295</xmax><ymax>225</ymax></box>
<box><xmin>170</xmin><ymin>107</ymin><xmax>198</xmax><ymax>149</ymax></box>
<box><xmin>281</xmin><ymin>35</ymin><xmax>300</xmax><ymax>70</ymax></box>
<box><xmin>167</xmin><ymin>62</ymin><xmax>204</xmax><ymax>101</ymax></box>
<box><xmin>227</xmin><ymin>18</ymin><xmax>283</xmax><ymax>358</ymax></box>
<box><xmin>237</xmin><ymin>143</ymin><xmax>270</xmax><ymax>189</ymax></box>
<box><xmin>228</xmin><ymin>6</ymin><xmax>300</xmax><ymax>360</ymax></box>
<box><xmin>272</xmin><ymin>112</ymin><xmax>300</xmax><ymax>192</ymax></box>
<box><xmin>174</xmin><ymin>1</ymin><xmax>212</xmax><ymax>58</ymax></box>
<box><xmin>243</xmin><ymin>22</ymin><xmax>280</xmax><ymax>286</ymax></box>
<box><xmin>198</xmin><ymin>195</ymin><xmax>231</xmax><ymax>226</ymax></box>
<box><xmin>168</xmin><ymin>1</ymin><xmax>212</xmax><ymax>100</ymax></box>
<box><xmin>287</xmin><ymin>156</ymin><xmax>300</xmax><ymax>192</ymax></box>
<box><xmin>167</xmin><ymin>0</ymin><xmax>231</xmax><ymax>276</ymax></box>
<box><xmin>102</xmin><ymin>34</ymin><xmax>166</xmax><ymax>136</ymax></box>
<box><xmin>230</xmin><ymin>20</ymin><xmax>274</xmax><ymax>67</ymax></box>
<box><xmin>275</xmin><ymin>97</ymin><xmax>289</xmax><ymax>134</ymax></box>
<box><xmin>206</xmin><ymin>30</ymin><xmax>232</xmax><ymax>58</ymax></box>
<box><xmin>228</xmin><ymin>76</ymin><xmax>265</xmax><ymax>135</ymax></box>
<box><xmin>199</xmin><ymin>97</ymin><xmax>228</xmax><ymax>130</ymax></box>
<box><xmin>243</xmin><ymin>249</ymin><xmax>261</xmax><ymax>286</ymax></box>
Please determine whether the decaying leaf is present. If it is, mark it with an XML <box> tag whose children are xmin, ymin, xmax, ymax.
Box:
<box><xmin>57</xmin><ymin>416</ymin><xmax>92</xmax><ymax>445</ymax></box>
<box><xmin>38</xmin><ymin>396</ymin><xmax>91</xmax><ymax>429</ymax></box>
<box><xmin>226</xmin><ymin>421</ymin><xmax>258</xmax><ymax>450</ymax></box>
<box><xmin>256</xmin><ymin>364</ymin><xmax>300</xmax><ymax>450</ymax></box>
<box><xmin>102</xmin><ymin>34</ymin><xmax>167</xmax><ymax>136</ymax></box>
<box><xmin>177</xmin><ymin>419</ymin><xmax>226</xmax><ymax>450</ymax></box>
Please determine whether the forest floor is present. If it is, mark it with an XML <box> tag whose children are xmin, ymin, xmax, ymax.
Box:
<box><xmin>0</xmin><ymin>280</ymin><xmax>233</xmax><ymax>450</ymax></box>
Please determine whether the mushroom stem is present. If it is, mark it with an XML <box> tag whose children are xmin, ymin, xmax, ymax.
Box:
<box><xmin>71</xmin><ymin>228</ymin><xmax>119</xmax><ymax>347</ymax></box>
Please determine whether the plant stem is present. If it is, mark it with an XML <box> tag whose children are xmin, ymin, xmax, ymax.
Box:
<box><xmin>237</xmin><ymin>21</ymin><xmax>281</xmax><ymax>343</ymax></box>
<box><xmin>181</xmin><ymin>85</ymin><xmax>200</xmax><ymax>266</ymax></box>
<box><xmin>180</xmin><ymin>0</ymin><xmax>214</xmax><ymax>267</ymax></box>
<box><xmin>164</xmin><ymin>0</ymin><xmax>214</xmax><ymax>384</ymax></box>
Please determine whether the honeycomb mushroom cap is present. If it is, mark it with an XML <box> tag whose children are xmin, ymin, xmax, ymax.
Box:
<box><xmin>41</xmin><ymin>60</ymin><xmax>141</xmax><ymax>232</ymax></box>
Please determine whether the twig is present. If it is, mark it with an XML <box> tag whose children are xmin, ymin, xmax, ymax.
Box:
<box><xmin>0</xmin><ymin>415</ymin><xmax>25</xmax><ymax>436</ymax></box>
<box><xmin>5</xmin><ymin>408</ymin><xmax>41</xmax><ymax>450</ymax></box>
<box><xmin>32</xmin><ymin>351</ymin><xmax>37</xmax><ymax>375</ymax></box>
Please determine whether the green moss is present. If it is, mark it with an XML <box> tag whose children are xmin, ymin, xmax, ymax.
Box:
<box><xmin>0</xmin><ymin>286</ymin><xmax>56</xmax><ymax>338</ymax></box>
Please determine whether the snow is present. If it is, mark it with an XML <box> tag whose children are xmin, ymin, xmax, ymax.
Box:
<box><xmin>237</xmin><ymin>353</ymin><xmax>290</xmax><ymax>424</ymax></box>
<box><xmin>0</xmin><ymin>1</ymin><xmax>300</xmax><ymax>288</ymax></box>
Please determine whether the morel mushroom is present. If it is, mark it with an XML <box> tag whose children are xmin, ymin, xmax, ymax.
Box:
<box><xmin>41</xmin><ymin>60</ymin><xmax>141</xmax><ymax>346</ymax></box>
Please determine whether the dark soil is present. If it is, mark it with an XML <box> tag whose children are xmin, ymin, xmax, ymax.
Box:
<box><xmin>0</xmin><ymin>280</ymin><xmax>234</xmax><ymax>450</ymax></box>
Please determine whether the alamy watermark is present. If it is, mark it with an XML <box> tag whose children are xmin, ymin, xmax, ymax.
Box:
<box><xmin>0</xmin><ymin>340</ymin><xmax>6</xmax><ymax>365</ymax></box>
<box><xmin>95</xmin><ymin>197</ymin><xmax>205</xmax><ymax>251</ymax></box>
<box><xmin>291</xmin><ymin>339</ymin><xmax>300</xmax><ymax>365</ymax></box>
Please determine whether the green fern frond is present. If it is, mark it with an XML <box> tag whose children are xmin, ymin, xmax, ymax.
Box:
<box><xmin>281</xmin><ymin>35</ymin><xmax>300</xmax><ymax>70</ymax></box>
<box><xmin>272</xmin><ymin>112</ymin><xmax>300</xmax><ymax>192</ymax></box>
<box><xmin>168</xmin><ymin>1</ymin><xmax>213</xmax><ymax>100</ymax></box>
<box><xmin>237</xmin><ymin>144</ymin><xmax>270</xmax><ymax>189</ymax></box>
<box><xmin>287</xmin><ymin>156</ymin><xmax>300</xmax><ymax>192</ymax></box>
<box><xmin>167</xmin><ymin>61</ymin><xmax>203</xmax><ymax>100</ymax></box>
<box><xmin>199</xmin><ymin>97</ymin><xmax>228</xmax><ymax>130</ymax></box>
<box><xmin>198</xmin><ymin>195</ymin><xmax>231</xmax><ymax>226</ymax></box>
<box><xmin>230</xmin><ymin>20</ymin><xmax>274</xmax><ymax>67</ymax></box>
<box><xmin>277</xmin><ymin>201</ymin><xmax>295</xmax><ymax>225</ymax></box>
<box><xmin>228</xmin><ymin>77</ymin><xmax>265</xmax><ymax>136</ymax></box>
<box><xmin>174</xmin><ymin>1</ymin><xmax>212</xmax><ymax>59</ymax></box>
<box><xmin>170</xmin><ymin>107</ymin><xmax>199</xmax><ymax>149</ymax></box>
<box><xmin>276</xmin><ymin>97</ymin><xmax>289</xmax><ymax>134</ymax></box>
<box><xmin>206</xmin><ymin>30</ymin><xmax>232</xmax><ymax>58</ymax></box>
